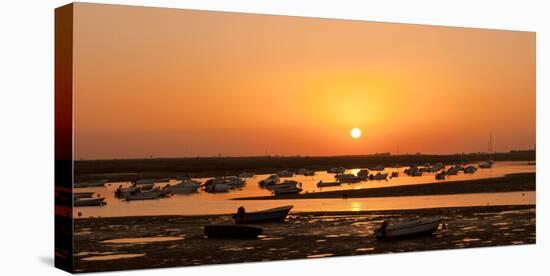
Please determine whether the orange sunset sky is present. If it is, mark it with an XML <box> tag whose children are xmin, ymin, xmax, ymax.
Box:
<box><xmin>73</xmin><ymin>3</ymin><xmax>535</xmax><ymax>160</ymax></box>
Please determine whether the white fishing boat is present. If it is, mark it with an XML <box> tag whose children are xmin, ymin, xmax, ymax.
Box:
<box><xmin>233</xmin><ymin>205</ymin><xmax>294</xmax><ymax>223</ymax></box>
<box><xmin>276</xmin><ymin>170</ymin><xmax>294</xmax><ymax>177</ymax></box>
<box><xmin>375</xmin><ymin>216</ymin><xmax>443</xmax><ymax>239</ymax></box>
<box><xmin>167</xmin><ymin>179</ymin><xmax>201</xmax><ymax>193</ymax></box>
<box><xmin>259</xmin><ymin>175</ymin><xmax>280</xmax><ymax>187</ymax></box>
<box><xmin>204</xmin><ymin>177</ymin><xmax>231</xmax><ymax>193</ymax></box>
<box><xmin>74</xmin><ymin>179</ymin><xmax>108</xmax><ymax>188</ymax></box>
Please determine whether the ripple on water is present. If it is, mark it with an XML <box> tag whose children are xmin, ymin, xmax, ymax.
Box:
<box><xmin>307</xmin><ymin>253</ymin><xmax>335</xmax><ymax>258</ymax></box>
<box><xmin>461</xmin><ymin>238</ymin><xmax>481</xmax><ymax>242</ymax></box>
<box><xmin>101</xmin><ymin>236</ymin><xmax>184</xmax><ymax>244</ymax></box>
<box><xmin>82</xmin><ymin>253</ymin><xmax>146</xmax><ymax>261</ymax></box>
<box><xmin>355</xmin><ymin>247</ymin><xmax>374</xmax><ymax>252</ymax></box>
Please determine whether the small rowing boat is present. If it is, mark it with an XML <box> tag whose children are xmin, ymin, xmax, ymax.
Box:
<box><xmin>233</xmin><ymin>205</ymin><xmax>293</xmax><ymax>224</ymax></box>
<box><xmin>375</xmin><ymin>216</ymin><xmax>443</xmax><ymax>239</ymax></box>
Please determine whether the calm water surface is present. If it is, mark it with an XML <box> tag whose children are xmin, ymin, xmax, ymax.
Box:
<box><xmin>74</xmin><ymin>161</ymin><xmax>535</xmax><ymax>217</ymax></box>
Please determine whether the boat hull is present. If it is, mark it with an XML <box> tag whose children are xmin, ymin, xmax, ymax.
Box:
<box><xmin>376</xmin><ymin>217</ymin><xmax>442</xmax><ymax>239</ymax></box>
<box><xmin>234</xmin><ymin>206</ymin><xmax>293</xmax><ymax>224</ymax></box>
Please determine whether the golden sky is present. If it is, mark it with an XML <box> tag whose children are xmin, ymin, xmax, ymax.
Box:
<box><xmin>73</xmin><ymin>3</ymin><xmax>535</xmax><ymax>160</ymax></box>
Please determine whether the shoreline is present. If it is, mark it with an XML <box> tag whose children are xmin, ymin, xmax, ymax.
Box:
<box><xmin>74</xmin><ymin>204</ymin><xmax>536</xmax><ymax>273</ymax></box>
<box><xmin>74</xmin><ymin>155</ymin><xmax>535</xmax><ymax>182</ymax></box>
<box><xmin>74</xmin><ymin>204</ymin><xmax>534</xmax><ymax>221</ymax></box>
<box><xmin>233</xmin><ymin>172</ymin><xmax>535</xmax><ymax>200</ymax></box>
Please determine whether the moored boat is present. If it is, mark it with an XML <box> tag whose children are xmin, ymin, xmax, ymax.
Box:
<box><xmin>166</xmin><ymin>179</ymin><xmax>201</xmax><ymax>193</ymax></box>
<box><xmin>73</xmin><ymin>192</ymin><xmax>94</xmax><ymax>199</ymax></box>
<box><xmin>335</xmin><ymin>173</ymin><xmax>361</xmax><ymax>183</ymax></box>
<box><xmin>204</xmin><ymin>224</ymin><xmax>263</xmax><ymax>239</ymax></box>
<box><xmin>369</xmin><ymin>172</ymin><xmax>388</xmax><ymax>180</ymax></box>
<box><xmin>327</xmin><ymin>167</ymin><xmax>346</xmax><ymax>174</ymax></box>
<box><xmin>259</xmin><ymin>175</ymin><xmax>280</xmax><ymax>187</ymax></box>
<box><xmin>375</xmin><ymin>216</ymin><xmax>443</xmax><ymax>239</ymax></box>
<box><xmin>74</xmin><ymin>197</ymin><xmax>106</xmax><ymax>207</ymax></box>
<box><xmin>273</xmin><ymin>186</ymin><xmax>302</xmax><ymax>196</ymax></box>
<box><xmin>317</xmin><ymin>180</ymin><xmax>341</xmax><ymax>187</ymax></box>
<box><xmin>233</xmin><ymin>205</ymin><xmax>294</xmax><ymax>223</ymax></box>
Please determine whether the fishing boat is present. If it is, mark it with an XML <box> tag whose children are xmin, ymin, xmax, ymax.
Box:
<box><xmin>74</xmin><ymin>179</ymin><xmax>108</xmax><ymax>188</ymax></box>
<box><xmin>266</xmin><ymin>180</ymin><xmax>300</xmax><ymax>190</ymax></box>
<box><xmin>259</xmin><ymin>175</ymin><xmax>280</xmax><ymax>187</ymax></box>
<box><xmin>357</xmin><ymin>169</ymin><xmax>370</xmax><ymax>180</ymax></box>
<box><xmin>435</xmin><ymin>172</ymin><xmax>446</xmax><ymax>180</ymax></box>
<box><xmin>204</xmin><ymin>224</ymin><xmax>263</xmax><ymax>239</ymax></box>
<box><xmin>115</xmin><ymin>185</ymin><xmax>140</xmax><ymax>198</ymax></box>
<box><xmin>73</xmin><ymin>192</ymin><xmax>94</xmax><ymax>199</ymax></box>
<box><xmin>166</xmin><ymin>179</ymin><xmax>201</xmax><ymax>193</ymax></box>
<box><xmin>273</xmin><ymin>186</ymin><xmax>302</xmax><ymax>196</ymax></box>
<box><xmin>233</xmin><ymin>205</ymin><xmax>294</xmax><ymax>223</ymax></box>
<box><xmin>369</xmin><ymin>172</ymin><xmax>388</xmax><ymax>180</ymax></box>
<box><xmin>335</xmin><ymin>173</ymin><xmax>361</xmax><ymax>183</ymax></box>
<box><xmin>317</xmin><ymin>180</ymin><xmax>341</xmax><ymax>187</ymax></box>
<box><xmin>224</xmin><ymin>176</ymin><xmax>246</xmax><ymax>188</ymax></box>
<box><xmin>391</xmin><ymin>171</ymin><xmax>399</xmax><ymax>178</ymax></box>
<box><xmin>464</xmin><ymin>165</ymin><xmax>477</xmax><ymax>174</ymax></box>
<box><xmin>204</xmin><ymin>178</ymin><xmax>231</xmax><ymax>193</ymax></box>
<box><xmin>74</xmin><ymin>197</ymin><xmax>106</xmax><ymax>207</ymax></box>
<box><xmin>276</xmin><ymin>170</ymin><xmax>294</xmax><ymax>177</ymax></box>
<box><xmin>479</xmin><ymin>160</ymin><xmax>494</xmax><ymax>169</ymax></box>
<box><xmin>125</xmin><ymin>189</ymin><xmax>169</xmax><ymax>201</ymax></box>
<box><xmin>238</xmin><ymin>171</ymin><xmax>255</xmax><ymax>178</ymax></box>
<box><xmin>375</xmin><ymin>216</ymin><xmax>443</xmax><ymax>239</ymax></box>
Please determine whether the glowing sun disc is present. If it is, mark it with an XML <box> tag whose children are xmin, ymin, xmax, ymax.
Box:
<box><xmin>350</xmin><ymin>128</ymin><xmax>362</xmax><ymax>139</ymax></box>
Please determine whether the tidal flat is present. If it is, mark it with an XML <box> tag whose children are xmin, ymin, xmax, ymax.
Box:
<box><xmin>74</xmin><ymin>205</ymin><xmax>535</xmax><ymax>273</ymax></box>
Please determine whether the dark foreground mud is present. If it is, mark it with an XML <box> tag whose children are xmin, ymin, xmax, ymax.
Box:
<box><xmin>74</xmin><ymin>205</ymin><xmax>535</xmax><ymax>273</ymax></box>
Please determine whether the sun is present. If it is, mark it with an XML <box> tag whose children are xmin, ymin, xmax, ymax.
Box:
<box><xmin>350</xmin><ymin>128</ymin><xmax>362</xmax><ymax>139</ymax></box>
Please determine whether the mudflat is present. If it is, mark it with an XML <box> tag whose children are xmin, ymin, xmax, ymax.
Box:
<box><xmin>74</xmin><ymin>205</ymin><xmax>535</xmax><ymax>273</ymax></box>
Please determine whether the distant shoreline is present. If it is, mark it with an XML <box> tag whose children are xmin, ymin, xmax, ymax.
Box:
<box><xmin>233</xmin><ymin>172</ymin><xmax>536</xmax><ymax>200</ymax></box>
<box><xmin>74</xmin><ymin>151</ymin><xmax>535</xmax><ymax>182</ymax></box>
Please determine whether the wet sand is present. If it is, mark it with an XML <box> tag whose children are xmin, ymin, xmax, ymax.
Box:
<box><xmin>234</xmin><ymin>173</ymin><xmax>535</xmax><ymax>200</ymax></box>
<box><xmin>74</xmin><ymin>205</ymin><xmax>535</xmax><ymax>273</ymax></box>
